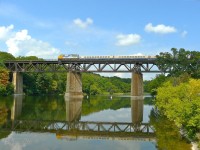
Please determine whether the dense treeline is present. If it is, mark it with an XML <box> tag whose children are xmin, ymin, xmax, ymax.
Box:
<box><xmin>145</xmin><ymin>48</ymin><xmax>200</xmax><ymax>96</ymax></box>
<box><xmin>156</xmin><ymin>48</ymin><xmax>200</xmax><ymax>78</ymax></box>
<box><xmin>82</xmin><ymin>73</ymin><xmax>131</xmax><ymax>95</ymax></box>
<box><xmin>147</xmin><ymin>48</ymin><xmax>200</xmax><ymax>145</ymax></box>
<box><xmin>0</xmin><ymin>51</ymin><xmax>131</xmax><ymax>95</ymax></box>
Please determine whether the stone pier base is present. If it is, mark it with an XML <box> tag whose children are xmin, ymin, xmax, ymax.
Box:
<box><xmin>131</xmin><ymin>72</ymin><xmax>143</xmax><ymax>96</ymax></box>
<box><xmin>12</xmin><ymin>72</ymin><xmax>23</xmax><ymax>95</ymax></box>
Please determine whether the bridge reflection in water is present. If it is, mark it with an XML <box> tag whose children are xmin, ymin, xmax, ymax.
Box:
<box><xmin>4</xmin><ymin>95</ymin><xmax>155</xmax><ymax>141</ymax></box>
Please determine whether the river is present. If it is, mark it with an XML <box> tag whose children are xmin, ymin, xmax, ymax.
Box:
<box><xmin>0</xmin><ymin>95</ymin><xmax>191</xmax><ymax>150</ymax></box>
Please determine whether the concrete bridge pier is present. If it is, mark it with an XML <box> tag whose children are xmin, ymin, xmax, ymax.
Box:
<box><xmin>65</xmin><ymin>71</ymin><xmax>83</xmax><ymax>98</ymax></box>
<box><xmin>12</xmin><ymin>72</ymin><xmax>23</xmax><ymax>95</ymax></box>
<box><xmin>131</xmin><ymin>72</ymin><xmax>143</xmax><ymax>96</ymax></box>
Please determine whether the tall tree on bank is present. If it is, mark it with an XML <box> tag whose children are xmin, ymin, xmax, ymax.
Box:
<box><xmin>156</xmin><ymin>48</ymin><xmax>200</xmax><ymax>78</ymax></box>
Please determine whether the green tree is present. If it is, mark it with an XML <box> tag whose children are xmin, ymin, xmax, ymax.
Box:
<box><xmin>156</xmin><ymin>79</ymin><xmax>200</xmax><ymax>138</ymax></box>
<box><xmin>36</xmin><ymin>74</ymin><xmax>52</xmax><ymax>94</ymax></box>
<box><xmin>156</xmin><ymin>48</ymin><xmax>200</xmax><ymax>78</ymax></box>
<box><xmin>0</xmin><ymin>67</ymin><xmax>13</xmax><ymax>96</ymax></box>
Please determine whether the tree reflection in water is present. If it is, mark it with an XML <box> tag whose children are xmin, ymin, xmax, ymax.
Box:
<box><xmin>149</xmin><ymin>108</ymin><xmax>191</xmax><ymax>150</ymax></box>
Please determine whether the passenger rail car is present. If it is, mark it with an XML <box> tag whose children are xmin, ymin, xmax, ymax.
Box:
<box><xmin>58</xmin><ymin>54</ymin><xmax>156</xmax><ymax>60</ymax></box>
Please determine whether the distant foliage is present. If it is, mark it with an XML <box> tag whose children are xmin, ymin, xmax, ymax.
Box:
<box><xmin>16</xmin><ymin>56</ymin><xmax>43</xmax><ymax>60</ymax></box>
<box><xmin>82</xmin><ymin>73</ymin><xmax>131</xmax><ymax>95</ymax></box>
<box><xmin>144</xmin><ymin>74</ymin><xmax>167</xmax><ymax>97</ymax></box>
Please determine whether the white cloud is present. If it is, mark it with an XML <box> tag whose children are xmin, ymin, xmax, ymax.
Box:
<box><xmin>0</xmin><ymin>24</ymin><xmax>60</xmax><ymax>59</ymax></box>
<box><xmin>116</xmin><ymin>34</ymin><xmax>141</xmax><ymax>46</ymax></box>
<box><xmin>73</xmin><ymin>18</ymin><xmax>93</xmax><ymax>28</ymax></box>
<box><xmin>24</xmin><ymin>39</ymin><xmax>60</xmax><ymax>59</ymax></box>
<box><xmin>6</xmin><ymin>29</ymin><xmax>31</xmax><ymax>55</ymax></box>
<box><xmin>0</xmin><ymin>24</ymin><xmax>14</xmax><ymax>40</ymax></box>
<box><xmin>144</xmin><ymin>23</ymin><xmax>177</xmax><ymax>34</ymax></box>
<box><xmin>181</xmin><ymin>30</ymin><xmax>188</xmax><ymax>37</ymax></box>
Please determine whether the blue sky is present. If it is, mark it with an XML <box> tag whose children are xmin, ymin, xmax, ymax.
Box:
<box><xmin>0</xmin><ymin>0</ymin><xmax>200</xmax><ymax>79</ymax></box>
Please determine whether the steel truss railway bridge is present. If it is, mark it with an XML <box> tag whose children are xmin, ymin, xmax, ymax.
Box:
<box><xmin>3</xmin><ymin>120</ymin><xmax>155</xmax><ymax>141</ymax></box>
<box><xmin>4</xmin><ymin>57</ymin><xmax>163</xmax><ymax>96</ymax></box>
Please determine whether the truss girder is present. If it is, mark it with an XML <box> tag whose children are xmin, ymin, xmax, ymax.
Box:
<box><xmin>4</xmin><ymin>60</ymin><xmax>160</xmax><ymax>73</ymax></box>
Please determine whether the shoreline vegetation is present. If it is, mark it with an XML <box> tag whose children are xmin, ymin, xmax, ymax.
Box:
<box><xmin>0</xmin><ymin>48</ymin><xmax>200</xmax><ymax>147</ymax></box>
<box><xmin>153</xmin><ymin>48</ymin><xmax>200</xmax><ymax>148</ymax></box>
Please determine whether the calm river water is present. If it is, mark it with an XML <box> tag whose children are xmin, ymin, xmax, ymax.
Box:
<box><xmin>0</xmin><ymin>95</ymin><xmax>191</xmax><ymax>150</ymax></box>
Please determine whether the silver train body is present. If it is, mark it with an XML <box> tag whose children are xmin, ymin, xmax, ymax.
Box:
<box><xmin>58</xmin><ymin>54</ymin><xmax>156</xmax><ymax>60</ymax></box>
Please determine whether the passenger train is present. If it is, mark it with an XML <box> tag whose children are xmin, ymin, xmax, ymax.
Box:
<box><xmin>58</xmin><ymin>54</ymin><xmax>156</xmax><ymax>60</ymax></box>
